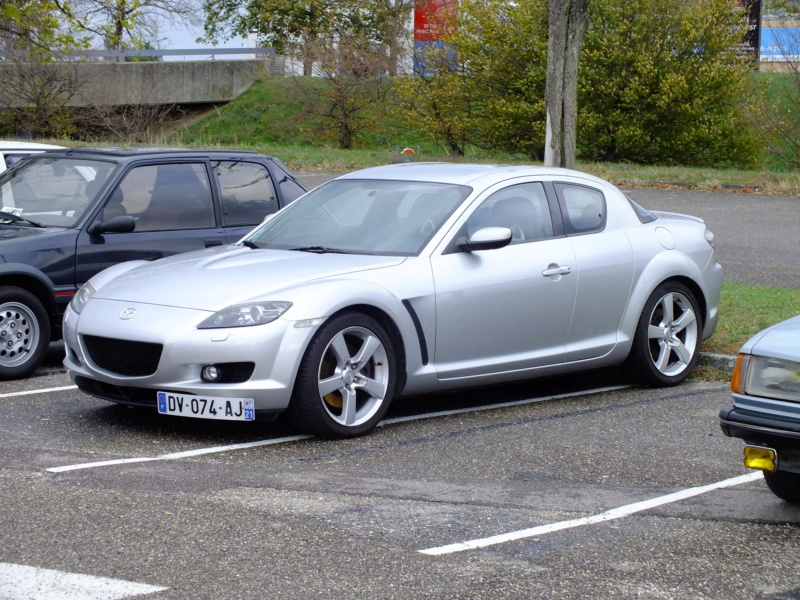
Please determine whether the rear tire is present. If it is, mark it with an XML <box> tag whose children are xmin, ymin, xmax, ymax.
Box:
<box><xmin>625</xmin><ymin>282</ymin><xmax>701</xmax><ymax>387</ymax></box>
<box><xmin>286</xmin><ymin>311</ymin><xmax>397</xmax><ymax>439</ymax></box>
<box><xmin>0</xmin><ymin>286</ymin><xmax>50</xmax><ymax>379</ymax></box>
<box><xmin>763</xmin><ymin>470</ymin><xmax>800</xmax><ymax>503</ymax></box>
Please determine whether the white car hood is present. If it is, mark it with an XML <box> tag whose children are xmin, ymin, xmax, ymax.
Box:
<box><xmin>93</xmin><ymin>245</ymin><xmax>406</xmax><ymax>311</ymax></box>
<box><xmin>745</xmin><ymin>315</ymin><xmax>800</xmax><ymax>363</ymax></box>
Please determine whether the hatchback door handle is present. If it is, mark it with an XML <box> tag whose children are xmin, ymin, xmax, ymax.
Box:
<box><xmin>542</xmin><ymin>265</ymin><xmax>572</xmax><ymax>277</ymax></box>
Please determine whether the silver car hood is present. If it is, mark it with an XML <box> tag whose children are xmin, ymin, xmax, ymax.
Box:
<box><xmin>744</xmin><ymin>315</ymin><xmax>800</xmax><ymax>363</ymax></box>
<box><xmin>94</xmin><ymin>246</ymin><xmax>406</xmax><ymax>311</ymax></box>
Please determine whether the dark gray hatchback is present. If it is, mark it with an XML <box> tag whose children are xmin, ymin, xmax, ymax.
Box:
<box><xmin>0</xmin><ymin>147</ymin><xmax>306</xmax><ymax>379</ymax></box>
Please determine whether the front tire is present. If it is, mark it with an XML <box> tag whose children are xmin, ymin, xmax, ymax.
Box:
<box><xmin>764</xmin><ymin>470</ymin><xmax>800</xmax><ymax>503</ymax></box>
<box><xmin>625</xmin><ymin>282</ymin><xmax>701</xmax><ymax>387</ymax></box>
<box><xmin>0</xmin><ymin>286</ymin><xmax>51</xmax><ymax>379</ymax></box>
<box><xmin>287</xmin><ymin>311</ymin><xmax>397</xmax><ymax>438</ymax></box>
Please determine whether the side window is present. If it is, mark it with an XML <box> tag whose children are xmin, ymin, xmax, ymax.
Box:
<box><xmin>213</xmin><ymin>161</ymin><xmax>279</xmax><ymax>226</ymax></box>
<box><xmin>116</xmin><ymin>163</ymin><xmax>215</xmax><ymax>232</ymax></box>
<box><xmin>556</xmin><ymin>183</ymin><xmax>606</xmax><ymax>235</ymax></box>
<box><xmin>465</xmin><ymin>182</ymin><xmax>553</xmax><ymax>244</ymax></box>
<box><xmin>279</xmin><ymin>177</ymin><xmax>306</xmax><ymax>204</ymax></box>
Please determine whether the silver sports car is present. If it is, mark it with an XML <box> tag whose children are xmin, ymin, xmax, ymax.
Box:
<box><xmin>64</xmin><ymin>163</ymin><xmax>722</xmax><ymax>438</ymax></box>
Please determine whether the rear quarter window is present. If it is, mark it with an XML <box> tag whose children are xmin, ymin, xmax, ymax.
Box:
<box><xmin>555</xmin><ymin>183</ymin><xmax>607</xmax><ymax>235</ymax></box>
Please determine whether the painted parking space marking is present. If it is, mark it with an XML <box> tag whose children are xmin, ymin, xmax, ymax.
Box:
<box><xmin>0</xmin><ymin>562</ymin><xmax>167</xmax><ymax>599</ymax></box>
<box><xmin>0</xmin><ymin>385</ymin><xmax>77</xmax><ymax>399</ymax></box>
<box><xmin>46</xmin><ymin>435</ymin><xmax>314</xmax><ymax>473</ymax></box>
<box><xmin>419</xmin><ymin>471</ymin><xmax>764</xmax><ymax>556</ymax></box>
<box><xmin>47</xmin><ymin>386</ymin><xmax>628</xmax><ymax>473</ymax></box>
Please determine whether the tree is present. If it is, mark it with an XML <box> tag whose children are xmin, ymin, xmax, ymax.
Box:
<box><xmin>0</xmin><ymin>1</ymin><xmax>87</xmax><ymax>138</ymax></box>
<box><xmin>61</xmin><ymin>0</ymin><xmax>202</xmax><ymax>52</ymax></box>
<box><xmin>749</xmin><ymin>3</ymin><xmax>800</xmax><ymax>166</ymax></box>
<box><xmin>395</xmin><ymin>0</ymin><xmax>760</xmax><ymax>168</ymax></box>
<box><xmin>292</xmin><ymin>34</ymin><xmax>391</xmax><ymax>148</ymax></box>
<box><xmin>579</xmin><ymin>0</ymin><xmax>760</xmax><ymax>166</ymax></box>
<box><xmin>396</xmin><ymin>0</ymin><xmax>548</xmax><ymax>158</ymax></box>
<box><xmin>354</xmin><ymin>0</ymin><xmax>415</xmax><ymax>77</ymax></box>
<box><xmin>201</xmin><ymin>0</ymin><xmax>346</xmax><ymax>76</ymax></box>
<box><xmin>395</xmin><ymin>44</ymin><xmax>474</xmax><ymax>155</ymax></box>
<box><xmin>544</xmin><ymin>0</ymin><xmax>589</xmax><ymax>168</ymax></box>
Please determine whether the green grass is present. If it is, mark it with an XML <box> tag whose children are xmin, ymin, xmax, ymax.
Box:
<box><xmin>162</xmin><ymin>75</ymin><xmax>800</xmax><ymax>193</ymax></box>
<box><xmin>704</xmin><ymin>282</ymin><xmax>800</xmax><ymax>356</ymax></box>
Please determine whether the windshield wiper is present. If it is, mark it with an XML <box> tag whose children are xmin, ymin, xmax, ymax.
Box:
<box><xmin>0</xmin><ymin>212</ymin><xmax>45</xmax><ymax>228</ymax></box>
<box><xmin>291</xmin><ymin>246</ymin><xmax>349</xmax><ymax>254</ymax></box>
<box><xmin>241</xmin><ymin>240</ymin><xmax>262</xmax><ymax>249</ymax></box>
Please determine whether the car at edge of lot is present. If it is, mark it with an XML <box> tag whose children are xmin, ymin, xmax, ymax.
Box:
<box><xmin>0</xmin><ymin>146</ymin><xmax>306</xmax><ymax>379</ymax></box>
<box><xmin>63</xmin><ymin>162</ymin><xmax>723</xmax><ymax>438</ymax></box>
<box><xmin>0</xmin><ymin>140</ymin><xmax>64</xmax><ymax>174</ymax></box>
<box><xmin>720</xmin><ymin>315</ymin><xmax>800</xmax><ymax>503</ymax></box>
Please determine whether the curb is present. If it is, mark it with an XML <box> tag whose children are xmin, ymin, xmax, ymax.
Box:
<box><xmin>699</xmin><ymin>352</ymin><xmax>736</xmax><ymax>371</ymax></box>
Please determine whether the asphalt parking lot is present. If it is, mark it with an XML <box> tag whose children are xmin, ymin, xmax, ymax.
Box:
<box><xmin>1</xmin><ymin>180</ymin><xmax>799</xmax><ymax>599</ymax></box>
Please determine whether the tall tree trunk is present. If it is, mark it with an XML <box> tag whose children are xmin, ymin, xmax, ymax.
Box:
<box><xmin>302</xmin><ymin>31</ymin><xmax>316</xmax><ymax>76</ymax></box>
<box><xmin>544</xmin><ymin>0</ymin><xmax>589</xmax><ymax>169</ymax></box>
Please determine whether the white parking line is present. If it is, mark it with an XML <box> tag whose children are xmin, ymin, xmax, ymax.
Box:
<box><xmin>47</xmin><ymin>386</ymin><xmax>628</xmax><ymax>473</ymax></box>
<box><xmin>47</xmin><ymin>435</ymin><xmax>314</xmax><ymax>473</ymax></box>
<box><xmin>419</xmin><ymin>471</ymin><xmax>764</xmax><ymax>556</ymax></box>
<box><xmin>0</xmin><ymin>562</ymin><xmax>167</xmax><ymax>599</ymax></box>
<box><xmin>0</xmin><ymin>385</ymin><xmax>77</xmax><ymax>399</ymax></box>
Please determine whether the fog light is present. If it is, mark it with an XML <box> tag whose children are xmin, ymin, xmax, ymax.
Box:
<box><xmin>743</xmin><ymin>446</ymin><xmax>777</xmax><ymax>472</ymax></box>
<box><xmin>201</xmin><ymin>365</ymin><xmax>222</xmax><ymax>383</ymax></box>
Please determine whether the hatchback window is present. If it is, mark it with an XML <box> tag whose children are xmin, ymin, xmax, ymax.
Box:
<box><xmin>213</xmin><ymin>160</ymin><xmax>279</xmax><ymax>226</ymax></box>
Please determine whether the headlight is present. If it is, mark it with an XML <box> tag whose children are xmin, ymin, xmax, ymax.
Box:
<box><xmin>197</xmin><ymin>301</ymin><xmax>292</xmax><ymax>329</ymax></box>
<box><xmin>738</xmin><ymin>355</ymin><xmax>800</xmax><ymax>403</ymax></box>
<box><xmin>70</xmin><ymin>282</ymin><xmax>96</xmax><ymax>314</ymax></box>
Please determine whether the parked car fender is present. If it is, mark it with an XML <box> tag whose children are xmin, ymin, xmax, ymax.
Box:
<box><xmin>619</xmin><ymin>251</ymin><xmax>712</xmax><ymax>347</ymax></box>
<box><xmin>0</xmin><ymin>262</ymin><xmax>60</xmax><ymax>313</ymax></box>
<box><xmin>276</xmin><ymin>277</ymin><xmax>429</xmax><ymax>390</ymax></box>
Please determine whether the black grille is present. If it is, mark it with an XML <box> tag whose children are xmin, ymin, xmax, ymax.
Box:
<box><xmin>83</xmin><ymin>335</ymin><xmax>163</xmax><ymax>377</ymax></box>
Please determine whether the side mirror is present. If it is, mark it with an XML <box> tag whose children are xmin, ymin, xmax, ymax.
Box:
<box><xmin>458</xmin><ymin>227</ymin><xmax>513</xmax><ymax>252</ymax></box>
<box><xmin>87</xmin><ymin>215</ymin><xmax>136</xmax><ymax>235</ymax></box>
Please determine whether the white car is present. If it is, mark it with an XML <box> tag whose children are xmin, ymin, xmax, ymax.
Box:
<box><xmin>64</xmin><ymin>163</ymin><xmax>723</xmax><ymax>438</ymax></box>
<box><xmin>0</xmin><ymin>141</ymin><xmax>64</xmax><ymax>174</ymax></box>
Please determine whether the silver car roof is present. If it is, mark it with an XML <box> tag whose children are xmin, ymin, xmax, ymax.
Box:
<box><xmin>335</xmin><ymin>162</ymin><xmax>615</xmax><ymax>189</ymax></box>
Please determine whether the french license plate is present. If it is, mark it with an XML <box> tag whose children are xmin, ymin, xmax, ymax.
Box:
<box><xmin>157</xmin><ymin>391</ymin><xmax>255</xmax><ymax>421</ymax></box>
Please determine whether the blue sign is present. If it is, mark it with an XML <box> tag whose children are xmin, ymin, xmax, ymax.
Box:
<box><xmin>761</xmin><ymin>27</ymin><xmax>800</xmax><ymax>60</ymax></box>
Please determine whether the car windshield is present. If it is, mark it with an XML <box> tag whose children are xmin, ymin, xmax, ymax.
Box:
<box><xmin>245</xmin><ymin>179</ymin><xmax>471</xmax><ymax>256</ymax></box>
<box><xmin>0</xmin><ymin>157</ymin><xmax>116</xmax><ymax>227</ymax></box>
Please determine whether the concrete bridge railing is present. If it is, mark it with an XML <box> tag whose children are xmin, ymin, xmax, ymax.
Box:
<box><xmin>0</xmin><ymin>49</ymin><xmax>283</xmax><ymax>107</ymax></box>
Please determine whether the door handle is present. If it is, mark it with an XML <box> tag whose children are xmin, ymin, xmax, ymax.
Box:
<box><xmin>542</xmin><ymin>265</ymin><xmax>572</xmax><ymax>277</ymax></box>
<box><xmin>205</xmin><ymin>239</ymin><xmax>224</xmax><ymax>247</ymax></box>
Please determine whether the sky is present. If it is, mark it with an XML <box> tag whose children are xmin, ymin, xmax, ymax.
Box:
<box><xmin>157</xmin><ymin>22</ymin><xmax>252</xmax><ymax>59</ymax></box>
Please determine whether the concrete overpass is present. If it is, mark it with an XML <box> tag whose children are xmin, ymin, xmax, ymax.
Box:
<box><xmin>1</xmin><ymin>48</ymin><xmax>283</xmax><ymax>107</ymax></box>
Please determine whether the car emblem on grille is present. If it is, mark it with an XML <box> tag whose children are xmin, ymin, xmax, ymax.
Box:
<box><xmin>119</xmin><ymin>308</ymin><xmax>137</xmax><ymax>320</ymax></box>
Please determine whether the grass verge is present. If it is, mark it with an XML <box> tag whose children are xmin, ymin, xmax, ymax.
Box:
<box><xmin>704</xmin><ymin>282</ymin><xmax>800</xmax><ymax>356</ymax></box>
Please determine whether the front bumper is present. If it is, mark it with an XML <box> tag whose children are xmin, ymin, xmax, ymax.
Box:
<box><xmin>719</xmin><ymin>403</ymin><xmax>800</xmax><ymax>447</ymax></box>
<box><xmin>63</xmin><ymin>298</ymin><xmax>318</xmax><ymax>413</ymax></box>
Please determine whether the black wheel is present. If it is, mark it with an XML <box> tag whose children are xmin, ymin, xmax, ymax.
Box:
<box><xmin>764</xmin><ymin>470</ymin><xmax>800</xmax><ymax>503</ymax></box>
<box><xmin>286</xmin><ymin>311</ymin><xmax>397</xmax><ymax>438</ymax></box>
<box><xmin>625</xmin><ymin>281</ymin><xmax>701</xmax><ymax>387</ymax></box>
<box><xmin>0</xmin><ymin>286</ymin><xmax>51</xmax><ymax>379</ymax></box>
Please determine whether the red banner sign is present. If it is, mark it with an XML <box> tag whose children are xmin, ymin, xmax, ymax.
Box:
<box><xmin>414</xmin><ymin>0</ymin><xmax>458</xmax><ymax>42</ymax></box>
